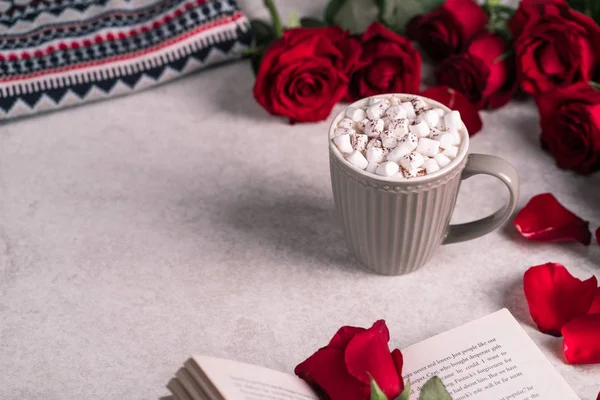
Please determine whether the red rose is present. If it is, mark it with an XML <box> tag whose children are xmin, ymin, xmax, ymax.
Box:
<box><xmin>509</xmin><ymin>0</ymin><xmax>600</xmax><ymax>95</ymax></box>
<box><xmin>406</xmin><ymin>0</ymin><xmax>488</xmax><ymax>62</ymax></box>
<box><xmin>436</xmin><ymin>33</ymin><xmax>517</xmax><ymax>110</ymax></box>
<box><xmin>253</xmin><ymin>27</ymin><xmax>361</xmax><ymax>123</ymax></box>
<box><xmin>535</xmin><ymin>83</ymin><xmax>600</xmax><ymax>174</ymax></box>
<box><xmin>295</xmin><ymin>320</ymin><xmax>405</xmax><ymax>400</ymax></box>
<box><xmin>347</xmin><ymin>23</ymin><xmax>421</xmax><ymax>101</ymax></box>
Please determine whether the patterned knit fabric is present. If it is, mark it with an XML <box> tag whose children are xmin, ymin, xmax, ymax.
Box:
<box><xmin>0</xmin><ymin>0</ymin><xmax>252</xmax><ymax>119</ymax></box>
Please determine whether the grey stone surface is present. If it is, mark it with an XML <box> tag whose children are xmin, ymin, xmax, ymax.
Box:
<box><xmin>1</xmin><ymin>1</ymin><xmax>599</xmax><ymax>399</ymax></box>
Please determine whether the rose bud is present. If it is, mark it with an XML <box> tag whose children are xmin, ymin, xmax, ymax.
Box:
<box><xmin>347</xmin><ymin>23</ymin><xmax>421</xmax><ymax>101</ymax></box>
<box><xmin>253</xmin><ymin>27</ymin><xmax>361</xmax><ymax>123</ymax></box>
<box><xmin>295</xmin><ymin>320</ymin><xmax>405</xmax><ymax>400</ymax></box>
<box><xmin>406</xmin><ymin>0</ymin><xmax>488</xmax><ymax>62</ymax></box>
<box><xmin>535</xmin><ymin>83</ymin><xmax>600</xmax><ymax>175</ymax></box>
<box><xmin>436</xmin><ymin>33</ymin><xmax>517</xmax><ymax>110</ymax></box>
<box><xmin>509</xmin><ymin>0</ymin><xmax>600</xmax><ymax>95</ymax></box>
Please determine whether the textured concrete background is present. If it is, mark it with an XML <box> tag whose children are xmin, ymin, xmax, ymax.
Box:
<box><xmin>1</xmin><ymin>0</ymin><xmax>599</xmax><ymax>399</ymax></box>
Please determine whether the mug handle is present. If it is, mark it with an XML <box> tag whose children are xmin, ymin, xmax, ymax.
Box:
<box><xmin>443</xmin><ymin>153</ymin><xmax>520</xmax><ymax>245</ymax></box>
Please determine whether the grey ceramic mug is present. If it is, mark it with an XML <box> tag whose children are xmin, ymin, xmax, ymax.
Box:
<box><xmin>329</xmin><ymin>94</ymin><xmax>520</xmax><ymax>275</ymax></box>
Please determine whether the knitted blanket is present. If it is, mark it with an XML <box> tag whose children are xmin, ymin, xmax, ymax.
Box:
<box><xmin>0</xmin><ymin>0</ymin><xmax>252</xmax><ymax>119</ymax></box>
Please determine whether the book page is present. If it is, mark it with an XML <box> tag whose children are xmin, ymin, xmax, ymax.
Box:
<box><xmin>189</xmin><ymin>355</ymin><xmax>318</xmax><ymax>400</ymax></box>
<box><xmin>401</xmin><ymin>309</ymin><xmax>580</xmax><ymax>400</ymax></box>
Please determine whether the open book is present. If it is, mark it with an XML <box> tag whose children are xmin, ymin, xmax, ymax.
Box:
<box><xmin>165</xmin><ymin>309</ymin><xmax>580</xmax><ymax>400</ymax></box>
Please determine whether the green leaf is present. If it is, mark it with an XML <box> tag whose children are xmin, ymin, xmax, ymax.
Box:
<box><xmin>395</xmin><ymin>380</ymin><xmax>411</xmax><ymax>400</ymax></box>
<box><xmin>300</xmin><ymin>17</ymin><xmax>327</xmax><ymax>28</ymax></box>
<box><xmin>250</xmin><ymin>53</ymin><xmax>263</xmax><ymax>76</ymax></box>
<box><xmin>287</xmin><ymin>10</ymin><xmax>301</xmax><ymax>29</ymax></box>
<box><xmin>589</xmin><ymin>81</ymin><xmax>600</xmax><ymax>90</ymax></box>
<box><xmin>378</xmin><ymin>0</ymin><xmax>444</xmax><ymax>34</ymax></box>
<box><xmin>370</xmin><ymin>377</ymin><xmax>389</xmax><ymax>400</ymax></box>
<box><xmin>418</xmin><ymin>377</ymin><xmax>452</xmax><ymax>400</ymax></box>
<box><xmin>250</xmin><ymin>19</ymin><xmax>275</xmax><ymax>47</ymax></box>
<box><xmin>324</xmin><ymin>0</ymin><xmax>380</xmax><ymax>34</ymax></box>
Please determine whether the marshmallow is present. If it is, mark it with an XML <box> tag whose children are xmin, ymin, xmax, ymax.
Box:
<box><xmin>381</xmin><ymin>117</ymin><xmax>391</xmax><ymax>129</ymax></box>
<box><xmin>367</xmin><ymin>138</ymin><xmax>383</xmax><ymax>149</ymax></box>
<box><xmin>421</xmin><ymin>109</ymin><xmax>440</xmax><ymax>129</ymax></box>
<box><xmin>451</xmin><ymin>130</ymin><xmax>462</xmax><ymax>145</ymax></box>
<box><xmin>424</xmin><ymin>159</ymin><xmax>440</xmax><ymax>174</ymax></box>
<box><xmin>429</xmin><ymin>129</ymin><xmax>444</xmax><ymax>141</ymax></box>
<box><xmin>365</xmin><ymin>119</ymin><xmax>384</xmax><ymax>137</ymax></box>
<box><xmin>366</xmin><ymin>101</ymin><xmax>388</xmax><ymax>120</ymax></box>
<box><xmin>381</xmin><ymin>130</ymin><xmax>398</xmax><ymax>149</ymax></box>
<box><xmin>333</xmin><ymin>127</ymin><xmax>355</xmax><ymax>137</ymax></box>
<box><xmin>338</xmin><ymin>118</ymin><xmax>355</xmax><ymax>129</ymax></box>
<box><xmin>416</xmin><ymin>137</ymin><xmax>441</xmax><ymax>157</ymax></box>
<box><xmin>435</xmin><ymin>117</ymin><xmax>447</xmax><ymax>131</ymax></box>
<box><xmin>387</xmin><ymin>133</ymin><xmax>419</xmax><ymax>162</ymax></box>
<box><xmin>389</xmin><ymin>96</ymin><xmax>402</xmax><ymax>105</ymax></box>
<box><xmin>400</xmin><ymin>151</ymin><xmax>425</xmax><ymax>171</ymax></box>
<box><xmin>366</xmin><ymin>162</ymin><xmax>378</xmax><ymax>173</ymax></box>
<box><xmin>386</xmin><ymin>104</ymin><xmax>408</xmax><ymax>120</ymax></box>
<box><xmin>409</xmin><ymin>119</ymin><xmax>429</xmax><ymax>137</ymax></box>
<box><xmin>346</xmin><ymin>107</ymin><xmax>366</xmax><ymax>122</ymax></box>
<box><xmin>366</xmin><ymin>146</ymin><xmax>386</xmax><ymax>163</ymax></box>
<box><xmin>444</xmin><ymin>111</ymin><xmax>462</xmax><ymax>132</ymax></box>
<box><xmin>352</xmin><ymin>134</ymin><xmax>368</xmax><ymax>152</ymax></box>
<box><xmin>411</xmin><ymin>98</ymin><xmax>428</xmax><ymax>114</ymax></box>
<box><xmin>443</xmin><ymin>145</ymin><xmax>459</xmax><ymax>159</ymax></box>
<box><xmin>346</xmin><ymin>150</ymin><xmax>369</xmax><ymax>170</ymax></box>
<box><xmin>402</xmin><ymin>167</ymin><xmax>425</xmax><ymax>178</ymax></box>
<box><xmin>389</xmin><ymin>118</ymin><xmax>409</xmax><ymax>136</ymax></box>
<box><xmin>434</xmin><ymin>153</ymin><xmax>451</xmax><ymax>168</ymax></box>
<box><xmin>438</xmin><ymin>133</ymin><xmax>456</xmax><ymax>149</ymax></box>
<box><xmin>435</xmin><ymin>108</ymin><xmax>445</xmax><ymax>117</ymax></box>
<box><xmin>333</xmin><ymin>134</ymin><xmax>353</xmax><ymax>154</ymax></box>
<box><xmin>376</xmin><ymin>161</ymin><xmax>400</xmax><ymax>177</ymax></box>
<box><xmin>357</xmin><ymin>118</ymin><xmax>369</xmax><ymax>132</ymax></box>
<box><xmin>400</xmin><ymin>102</ymin><xmax>417</xmax><ymax>119</ymax></box>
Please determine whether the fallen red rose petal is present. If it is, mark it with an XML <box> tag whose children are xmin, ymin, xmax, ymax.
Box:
<box><xmin>524</xmin><ymin>263</ymin><xmax>598</xmax><ymax>336</ymax></box>
<box><xmin>562</xmin><ymin>314</ymin><xmax>600</xmax><ymax>364</ymax></box>
<box><xmin>589</xmin><ymin>288</ymin><xmax>600</xmax><ymax>315</ymax></box>
<box><xmin>420</xmin><ymin>86</ymin><xmax>482</xmax><ymax>135</ymax></box>
<box><xmin>597</xmin><ymin>391</ymin><xmax>600</xmax><ymax>400</ymax></box>
<box><xmin>514</xmin><ymin>193</ymin><xmax>592</xmax><ymax>245</ymax></box>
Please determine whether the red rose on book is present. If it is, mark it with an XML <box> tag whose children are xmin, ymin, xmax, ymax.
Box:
<box><xmin>406</xmin><ymin>0</ymin><xmax>488</xmax><ymax>62</ymax></box>
<box><xmin>524</xmin><ymin>263</ymin><xmax>598</xmax><ymax>336</ymax></box>
<box><xmin>535</xmin><ymin>83</ymin><xmax>600</xmax><ymax>175</ymax></box>
<box><xmin>346</xmin><ymin>23</ymin><xmax>421</xmax><ymax>101</ymax></box>
<box><xmin>253</xmin><ymin>27</ymin><xmax>361</xmax><ymax>123</ymax></box>
<box><xmin>295</xmin><ymin>320</ymin><xmax>405</xmax><ymax>400</ymax></box>
<box><xmin>436</xmin><ymin>33</ymin><xmax>517</xmax><ymax>110</ymax></box>
<box><xmin>509</xmin><ymin>0</ymin><xmax>600</xmax><ymax>95</ymax></box>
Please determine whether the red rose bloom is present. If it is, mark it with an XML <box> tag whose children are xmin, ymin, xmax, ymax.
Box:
<box><xmin>347</xmin><ymin>23</ymin><xmax>421</xmax><ymax>101</ymax></box>
<box><xmin>253</xmin><ymin>27</ymin><xmax>361</xmax><ymax>123</ymax></box>
<box><xmin>535</xmin><ymin>83</ymin><xmax>600</xmax><ymax>175</ymax></box>
<box><xmin>295</xmin><ymin>320</ymin><xmax>405</xmax><ymax>400</ymax></box>
<box><xmin>407</xmin><ymin>0</ymin><xmax>488</xmax><ymax>62</ymax></box>
<box><xmin>436</xmin><ymin>33</ymin><xmax>517</xmax><ymax>110</ymax></box>
<box><xmin>509</xmin><ymin>0</ymin><xmax>600</xmax><ymax>95</ymax></box>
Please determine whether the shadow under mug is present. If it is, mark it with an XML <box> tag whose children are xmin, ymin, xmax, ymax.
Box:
<box><xmin>329</xmin><ymin>93</ymin><xmax>520</xmax><ymax>275</ymax></box>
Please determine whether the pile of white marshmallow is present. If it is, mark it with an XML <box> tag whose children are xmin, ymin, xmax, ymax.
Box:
<box><xmin>332</xmin><ymin>96</ymin><xmax>464</xmax><ymax>178</ymax></box>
